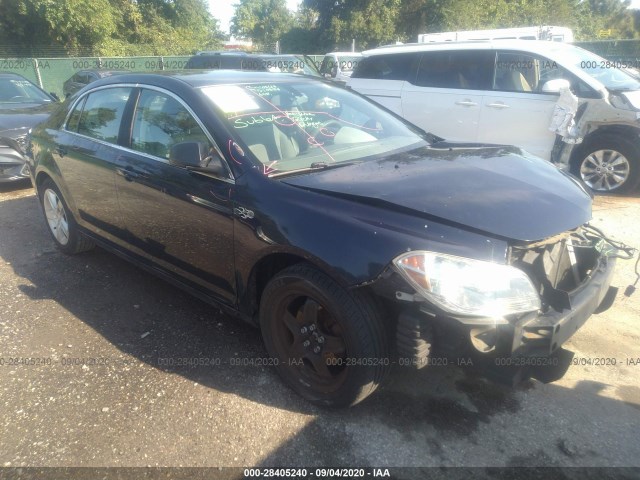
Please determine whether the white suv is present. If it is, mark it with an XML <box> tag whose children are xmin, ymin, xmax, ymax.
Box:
<box><xmin>348</xmin><ymin>41</ymin><xmax>640</xmax><ymax>193</ymax></box>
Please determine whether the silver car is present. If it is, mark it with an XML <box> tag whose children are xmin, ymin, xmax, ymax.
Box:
<box><xmin>0</xmin><ymin>73</ymin><xmax>57</xmax><ymax>182</ymax></box>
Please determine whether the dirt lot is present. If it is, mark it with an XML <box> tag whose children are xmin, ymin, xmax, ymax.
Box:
<box><xmin>1</xmin><ymin>180</ymin><xmax>639</xmax><ymax>476</ymax></box>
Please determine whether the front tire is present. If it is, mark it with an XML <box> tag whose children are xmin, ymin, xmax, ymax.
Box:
<box><xmin>571</xmin><ymin>134</ymin><xmax>640</xmax><ymax>194</ymax></box>
<box><xmin>39</xmin><ymin>178</ymin><xmax>94</xmax><ymax>254</ymax></box>
<box><xmin>259</xmin><ymin>264</ymin><xmax>389</xmax><ymax>407</ymax></box>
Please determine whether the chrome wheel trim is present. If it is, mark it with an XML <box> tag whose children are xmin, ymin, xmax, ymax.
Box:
<box><xmin>43</xmin><ymin>188</ymin><xmax>70</xmax><ymax>245</ymax></box>
<box><xmin>580</xmin><ymin>149</ymin><xmax>630</xmax><ymax>192</ymax></box>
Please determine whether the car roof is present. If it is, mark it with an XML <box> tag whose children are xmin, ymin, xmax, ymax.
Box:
<box><xmin>191</xmin><ymin>53</ymin><xmax>305</xmax><ymax>59</ymax></box>
<box><xmin>363</xmin><ymin>40</ymin><xmax>580</xmax><ymax>56</ymax></box>
<box><xmin>326</xmin><ymin>52</ymin><xmax>363</xmax><ymax>56</ymax></box>
<box><xmin>0</xmin><ymin>72</ymin><xmax>30</xmax><ymax>80</ymax></box>
<box><xmin>195</xmin><ymin>50</ymin><xmax>249</xmax><ymax>55</ymax></box>
<box><xmin>94</xmin><ymin>70</ymin><xmax>320</xmax><ymax>89</ymax></box>
<box><xmin>80</xmin><ymin>69</ymin><xmax>127</xmax><ymax>74</ymax></box>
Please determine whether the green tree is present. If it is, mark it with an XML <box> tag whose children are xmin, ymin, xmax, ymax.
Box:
<box><xmin>0</xmin><ymin>0</ymin><xmax>223</xmax><ymax>57</ymax></box>
<box><xmin>232</xmin><ymin>0</ymin><xmax>293</xmax><ymax>47</ymax></box>
<box><xmin>394</xmin><ymin>0</ymin><xmax>636</xmax><ymax>42</ymax></box>
<box><xmin>301</xmin><ymin>0</ymin><xmax>402</xmax><ymax>50</ymax></box>
<box><xmin>334</xmin><ymin>0</ymin><xmax>402</xmax><ymax>49</ymax></box>
<box><xmin>0</xmin><ymin>0</ymin><xmax>116</xmax><ymax>55</ymax></box>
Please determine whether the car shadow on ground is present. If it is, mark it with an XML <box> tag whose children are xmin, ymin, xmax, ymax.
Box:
<box><xmin>1</xmin><ymin>191</ymin><xmax>640</xmax><ymax>470</ymax></box>
<box><xmin>0</xmin><ymin>178</ymin><xmax>32</xmax><ymax>193</ymax></box>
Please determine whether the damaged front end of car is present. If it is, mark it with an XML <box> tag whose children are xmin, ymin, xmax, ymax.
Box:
<box><xmin>374</xmin><ymin>224</ymin><xmax>625</xmax><ymax>386</ymax></box>
<box><xmin>0</xmin><ymin>129</ymin><xmax>30</xmax><ymax>182</ymax></box>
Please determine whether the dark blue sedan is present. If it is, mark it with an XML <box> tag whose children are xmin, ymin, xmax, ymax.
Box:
<box><xmin>27</xmin><ymin>71</ymin><xmax>618</xmax><ymax>406</ymax></box>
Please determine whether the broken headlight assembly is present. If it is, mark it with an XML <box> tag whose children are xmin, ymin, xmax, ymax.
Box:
<box><xmin>393</xmin><ymin>251</ymin><xmax>541</xmax><ymax>317</ymax></box>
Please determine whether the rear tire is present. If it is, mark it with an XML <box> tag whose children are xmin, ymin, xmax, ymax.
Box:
<box><xmin>39</xmin><ymin>178</ymin><xmax>94</xmax><ymax>254</ymax></box>
<box><xmin>259</xmin><ymin>263</ymin><xmax>389</xmax><ymax>407</ymax></box>
<box><xmin>571</xmin><ymin>134</ymin><xmax>640</xmax><ymax>194</ymax></box>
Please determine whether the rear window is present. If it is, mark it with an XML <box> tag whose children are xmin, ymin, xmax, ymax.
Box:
<box><xmin>414</xmin><ymin>50</ymin><xmax>495</xmax><ymax>90</ymax></box>
<box><xmin>186</xmin><ymin>54</ymin><xmax>318</xmax><ymax>76</ymax></box>
<box><xmin>186</xmin><ymin>56</ymin><xmax>244</xmax><ymax>69</ymax></box>
<box><xmin>351</xmin><ymin>53</ymin><xmax>417</xmax><ymax>81</ymax></box>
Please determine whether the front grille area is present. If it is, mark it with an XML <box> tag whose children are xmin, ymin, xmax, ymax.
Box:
<box><xmin>509</xmin><ymin>228</ymin><xmax>601</xmax><ymax>313</ymax></box>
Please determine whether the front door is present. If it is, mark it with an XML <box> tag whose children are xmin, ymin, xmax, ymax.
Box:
<box><xmin>478</xmin><ymin>51</ymin><xmax>561</xmax><ymax>160</ymax></box>
<box><xmin>115</xmin><ymin>88</ymin><xmax>236</xmax><ymax>304</ymax></box>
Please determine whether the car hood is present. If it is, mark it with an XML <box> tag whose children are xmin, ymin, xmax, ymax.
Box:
<box><xmin>281</xmin><ymin>143</ymin><xmax>592</xmax><ymax>242</ymax></box>
<box><xmin>0</xmin><ymin>102</ymin><xmax>56</xmax><ymax>136</ymax></box>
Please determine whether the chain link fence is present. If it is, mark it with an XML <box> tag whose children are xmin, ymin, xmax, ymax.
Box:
<box><xmin>1</xmin><ymin>40</ymin><xmax>637</xmax><ymax>98</ymax></box>
<box><xmin>0</xmin><ymin>56</ymin><xmax>191</xmax><ymax>98</ymax></box>
<box><xmin>574</xmin><ymin>39</ymin><xmax>640</xmax><ymax>64</ymax></box>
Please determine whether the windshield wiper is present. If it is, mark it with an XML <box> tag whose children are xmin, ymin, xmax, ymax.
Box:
<box><xmin>269</xmin><ymin>160</ymin><xmax>362</xmax><ymax>178</ymax></box>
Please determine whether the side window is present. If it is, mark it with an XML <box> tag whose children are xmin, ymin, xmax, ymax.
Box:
<box><xmin>494</xmin><ymin>52</ymin><xmax>539</xmax><ymax>92</ymax></box>
<box><xmin>351</xmin><ymin>53</ymin><xmax>416</xmax><ymax>81</ymax></box>
<box><xmin>131</xmin><ymin>89</ymin><xmax>211</xmax><ymax>160</ymax></box>
<box><xmin>414</xmin><ymin>50</ymin><xmax>495</xmax><ymax>90</ymax></box>
<box><xmin>66</xmin><ymin>96</ymin><xmax>87</xmax><ymax>133</ymax></box>
<box><xmin>494</xmin><ymin>52</ymin><xmax>595</xmax><ymax>96</ymax></box>
<box><xmin>76</xmin><ymin>87</ymin><xmax>131</xmax><ymax>143</ymax></box>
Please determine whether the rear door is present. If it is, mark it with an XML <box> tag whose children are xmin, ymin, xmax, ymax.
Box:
<box><xmin>114</xmin><ymin>87</ymin><xmax>236</xmax><ymax>303</ymax></box>
<box><xmin>56</xmin><ymin>86</ymin><xmax>134</xmax><ymax>245</ymax></box>
<box><xmin>348</xmin><ymin>53</ymin><xmax>417</xmax><ymax>115</ymax></box>
<box><xmin>402</xmin><ymin>50</ymin><xmax>495</xmax><ymax>140</ymax></box>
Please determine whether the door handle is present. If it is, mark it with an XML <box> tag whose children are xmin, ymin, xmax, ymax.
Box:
<box><xmin>487</xmin><ymin>103</ymin><xmax>510</xmax><ymax>109</ymax></box>
<box><xmin>116</xmin><ymin>167</ymin><xmax>142</xmax><ymax>182</ymax></box>
<box><xmin>455</xmin><ymin>100</ymin><xmax>478</xmax><ymax>107</ymax></box>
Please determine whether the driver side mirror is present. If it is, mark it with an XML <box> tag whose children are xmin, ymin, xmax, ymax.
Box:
<box><xmin>541</xmin><ymin>78</ymin><xmax>571</xmax><ymax>94</ymax></box>
<box><xmin>169</xmin><ymin>141</ymin><xmax>226</xmax><ymax>177</ymax></box>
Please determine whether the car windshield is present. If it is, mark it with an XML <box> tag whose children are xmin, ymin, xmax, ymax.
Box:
<box><xmin>201</xmin><ymin>81</ymin><xmax>429</xmax><ymax>175</ymax></box>
<box><xmin>558</xmin><ymin>46</ymin><xmax>640</xmax><ymax>91</ymax></box>
<box><xmin>0</xmin><ymin>77</ymin><xmax>52</xmax><ymax>103</ymax></box>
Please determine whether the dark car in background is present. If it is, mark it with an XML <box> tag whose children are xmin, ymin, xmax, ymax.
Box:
<box><xmin>27</xmin><ymin>71</ymin><xmax>620</xmax><ymax>407</ymax></box>
<box><xmin>0</xmin><ymin>72</ymin><xmax>57</xmax><ymax>182</ymax></box>
<box><xmin>185</xmin><ymin>53</ymin><xmax>321</xmax><ymax>77</ymax></box>
<box><xmin>62</xmin><ymin>69</ymin><xmax>129</xmax><ymax>98</ymax></box>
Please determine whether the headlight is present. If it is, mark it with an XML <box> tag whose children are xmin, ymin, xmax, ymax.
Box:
<box><xmin>393</xmin><ymin>251</ymin><xmax>541</xmax><ymax>317</ymax></box>
<box><xmin>610</xmin><ymin>93</ymin><xmax>638</xmax><ymax>111</ymax></box>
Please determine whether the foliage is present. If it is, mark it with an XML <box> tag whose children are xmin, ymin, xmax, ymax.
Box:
<box><xmin>231</xmin><ymin>0</ymin><xmax>294</xmax><ymax>47</ymax></box>
<box><xmin>298</xmin><ymin>0</ymin><xmax>640</xmax><ymax>51</ymax></box>
<box><xmin>0</xmin><ymin>0</ymin><xmax>223</xmax><ymax>57</ymax></box>
<box><xmin>0</xmin><ymin>0</ymin><xmax>638</xmax><ymax>57</ymax></box>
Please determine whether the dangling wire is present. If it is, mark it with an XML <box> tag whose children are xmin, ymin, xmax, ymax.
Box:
<box><xmin>583</xmin><ymin>224</ymin><xmax>638</xmax><ymax>297</ymax></box>
<box><xmin>583</xmin><ymin>224</ymin><xmax>637</xmax><ymax>260</ymax></box>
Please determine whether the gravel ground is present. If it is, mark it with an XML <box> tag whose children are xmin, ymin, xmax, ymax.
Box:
<box><xmin>0</xmin><ymin>180</ymin><xmax>639</xmax><ymax>476</ymax></box>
